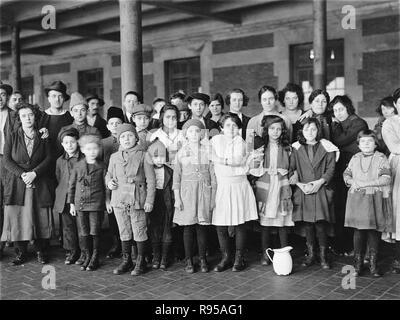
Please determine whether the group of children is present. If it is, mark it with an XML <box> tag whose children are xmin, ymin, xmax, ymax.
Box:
<box><xmin>3</xmin><ymin>84</ymin><xmax>395</xmax><ymax>281</ymax></box>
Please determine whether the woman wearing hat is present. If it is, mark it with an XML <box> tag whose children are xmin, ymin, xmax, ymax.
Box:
<box><xmin>86</xmin><ymin>94</ymin><xmax>109</xmax><ymax>139</ymax></box>
<box><xmin>1</xmin><ymin>102</ymin><xmax>53</xmax><ymax>265</ymax></box>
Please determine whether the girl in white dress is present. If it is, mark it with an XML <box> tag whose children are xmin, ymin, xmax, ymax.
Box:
<box><xmin>211</xmin><ymin>113</ymin><xmax>259</xmax><ymax>272</ymax></box>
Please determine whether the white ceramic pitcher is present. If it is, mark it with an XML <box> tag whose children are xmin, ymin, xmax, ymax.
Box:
<box><xmin>266</xmin><ymin>246</ymin><xmax>293</xmax><ymax>276</ymax></box>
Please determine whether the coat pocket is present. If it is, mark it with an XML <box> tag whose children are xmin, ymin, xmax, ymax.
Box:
<box><xmin>138</xmin><ymin>183</ymin><xmax>147</xmax><ymax>207</ymax></box>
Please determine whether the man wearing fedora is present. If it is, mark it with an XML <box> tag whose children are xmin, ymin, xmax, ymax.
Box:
<box><xmin>181</xmin><ymin>92</ymin><xmax>220</xmax><ymax>139</ymax></box>
<box><xmin>0</xmin><ymin>82</ymin><xmax>15</xmax><ymax>259</ymax></box>
<box><xmin>86</xmin><ymin>94</ymin><xmax>109</xmax><ymax>139</ymax></box>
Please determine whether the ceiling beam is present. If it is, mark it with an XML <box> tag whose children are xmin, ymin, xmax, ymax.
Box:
<box><xmin>142</xmin><ymin>0</ymin><xmax>242</xmax><ymax>25</ymax></box>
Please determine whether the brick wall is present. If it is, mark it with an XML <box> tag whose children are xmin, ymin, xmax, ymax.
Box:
<box><xmin>362</xmin><ymin>14</ymin><xmax>400</xmax><ymax>36</ymax></box>
<box><xmin>210</xmin><ymin>62</ymin><xmax>278</xmax><ymax>117</ymax></box>
<box><xmin>358</xmin><ymin>49</ymin><xmax>400</xmax><ymax>117</ymax></box>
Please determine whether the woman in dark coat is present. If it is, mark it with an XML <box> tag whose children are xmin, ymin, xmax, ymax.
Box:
<box><xmin>330</xmin><ymin>95</ymin><xmax>368</xmax><ymax>255</ymax></box>
<box><xmin>1</xmin><ymin>102</ymin><xmax>53</xmax><ymax>265</ymax></box>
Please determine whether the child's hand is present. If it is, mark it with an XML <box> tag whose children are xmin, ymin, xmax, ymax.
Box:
<box><xmin>174</xmin><ymin>197</ymin><xmax>183</xmax><ymax>211</ymax></box>
<box><xmin>306</xmin><ymin>179</ymin><xmax>325</xmax><ymax>194</ymax></box>
<box><xmin>289</xmin><ymin>171</ymin><xmax>298</xmax><ymax>185</ymax></box>
<box><xmin>106</xmin><ymin>202</ymin><xmax>113</xmax><ymax>214</ymax></box>
<box><xmin>22</xmin><ymin>171</ymin><xmax>37</xmax><ymax>185</ymax></box>
<box><xmin>39</xmin><ymin>128</ymin><xmax>49</xmax><ymax>139</ymax></box>
<box><xmin>144</xmin><ymin>203</ymin><xmax>153</xmax><ymax>213</ymax></box>
<box><xmin>70</xmin><ymin>204</ymin><xmax>76</xmax><ymax>216</ymax></box>
<box><xmin>107</xmin><ymin>179</ymin><xmax>118</xmax><ymax>190</ymax></box>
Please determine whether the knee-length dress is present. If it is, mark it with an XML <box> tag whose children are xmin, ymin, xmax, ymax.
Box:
<box><xmin>382</xmin><ymin>115</ymin><xmax>400</xmax><ymax>241</ymax></box>
<box><xmin>289</xmin><ymin>140</ymin><xmax>339</xmax><ymax>228</ymax></box>
<box><xmin>343</xmin><ymin>151</ymin><xmax>393</xmax><ymax>232</ymax></box>
<box><xmin>172</xmin><ymin>144</ymin><xmax>216</xmax><ymax>226</ymax></box>
<box><xmin>211</xmin><ymin>134</ymin><xmax>258</xmax><ymax>226</ymax></box>
<box><xmin>249</xmin><ymin>142</ymin><xmax>294</xmax><ymax>227</ymax></box>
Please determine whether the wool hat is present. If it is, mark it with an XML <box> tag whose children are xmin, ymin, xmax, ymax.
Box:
<box><xmin>181</xmin><ymin>119</ymin><xmax>205</xmax><ymax>132</ymax></box>
<box><xmin>186</xmin><ymin>92</ymin><xmax>210</xmax><ymax>105</ymax></box>
<box><xmin>132</xmin><ymin>103</ymin><xmax>153</xmax><ymax>117</ymax></box>
<box><xmin>86</xmin><ymin>94</ymin><xmax>105</xmax><ymax>107</ymax></box>
<box><xmin>116</xmin><ymin>123</ymin><xmax>138</xmax><ymax>141</ymax></box>
<box><xmin>69</xmin><ymin>92</ymin><xmax>88</xmax><ymax>111</ymax></box>
<box><xmin>44</xmin><ymin>80</ymin><xmax>70</xmax><ymax>101</ymax></box>
<box><xmin>107</xmin><ymin>106</ymin><xmax>124</xmax><ymax>122</ymax></box>
<box><xmin>147</xmin><ymin>138</ymin><xmax>167</xmax><ymax>158</ymax></box>
<box><xmin>0</xmin><ymin>82</ymin><xmax>13</xmax><ymax>96</ymax></box>
<box><xmin>58</xmin><ymin>127</ymin><xmax>80</xmax><ymax>143</ymax></box>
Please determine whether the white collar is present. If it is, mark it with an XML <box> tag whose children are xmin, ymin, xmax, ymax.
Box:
<box><xmin>45</xmin><ymin>108</ymin><xmax>67</xmax><ymax>115</ymax></box>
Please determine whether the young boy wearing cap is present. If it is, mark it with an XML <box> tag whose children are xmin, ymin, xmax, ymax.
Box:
<box><xmin>61</xmin><ymin>92</ymin><xmax>101</xmax><ymax>138</ymax></box>
<box><xmin>68</xmin><ymin>134</ymin><xmax>109</xmax><ymax>271</ymax></box>
<box><xmin>183</xmin><ymin>92</ymin><xmax>220</xmax><ymax>138</ymax></box>
<box><xmin>131</xmin><ymin>103</ymin><xmax>153</xmax><ymax>150</ymax></box>
<box><xmin>54</xmin><ymin>127</ymin><xmax>84</xmax><ymax>265</ymax></box>
<box><xmin>147</xmin><ymin>139</ymin><xmax>174</xmax><ymax>270</ymax></box>
<box><xmin>101</xmin><ymin>106</ymin><xmax>124</xmax><ymax>259</ymax></box>
<box><xmin>106</xmin><ymin>124</ymin><xmax>156</xmax><ymax>276</ymax></box>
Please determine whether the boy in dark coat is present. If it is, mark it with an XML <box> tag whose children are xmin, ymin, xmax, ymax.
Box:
<box><xmin>101</xmin><ymin>106</ymin><xmax>124</xmax><ymax>258</ymax></box>
<box><xmin>68</xmin><ymin>134</ymin><xmax>109</xmax><ymax>271</ymax></box>
<box><xmin>54</xmin><ymin>128</ymin><xmax>84</xmax><ymax>265</ymax></box>
<box><xmin>147</xmin><ymin>139</ymin><xmax>174</xmax><ymax>270</ymax></box>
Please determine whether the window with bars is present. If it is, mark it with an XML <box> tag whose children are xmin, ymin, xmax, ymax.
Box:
<box><xmin>165</xmin><ymin>57</ymin><xmax>201</xmax><ymax>98</ymax></box>
<box><xmin>78</xmin><ymin>68</ymin><xmax>104</xmax><ymax>97</ymax></box>
<box><xmin>290</xmin><ymin>39</ymin><xmax>344</xmax><ymax>109</ymax></box>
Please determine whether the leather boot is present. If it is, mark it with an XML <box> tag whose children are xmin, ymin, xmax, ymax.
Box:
<box><xmin>80</xmin><ymin>248</ymin><xmax>91</xmax><ymax>270</ymax></box>
<box><xmin>319</xmin><ymin>246</ymin><xmax>330</xmax><ymax>269</ymax></box>
<box><xmin>106</xmin><ymin>235</ymin><xmax>121</xmax><ymax>259</ymax></box>
<box><xmin>12</xmin><ymin>242</ymin><xmax>27</xmax><ymax>266</ymax></box>
<box><xmin>152</xmin><ymin>243</ymin><xmax>161</xmax><ymax>270</ymax></box>
<box><xmin>86</xmin><ymin>250</ymin><xmax>99</xmax><ymax>271</ymax></box>
<box><xmin>160</xmin><ymin>242</ymin><xmax>171</xmax><ymax>270</ymax></box>
<box><xmin>260</xmin><ymin>249</ymin><xmax>271</xmax><ymax>266</ymax></box>
<box><xmin>369</xmin><ymin>251</ymin><xmax>381</xmax><ymax>278</ymax></box>
<box><xmin>75</xmin><ymin>236</ymin><xmax>88</xmax><ymax>265</ymax></box>
<box><xmin>37</xmin><ymin>251</ymin><xmax>47</xmax><ymax>264</ymax></box>
<box><xmin>113</xmin><ymin>241</ymin><xmax>133</xmax><ymax>275</ymax></box>
<box><xmin>184</xmin><ymin>257</ymin><xmax>194</xmax><ymax>274</ymax></box>
<box><xmin>302</xmin><ymin>243</ymin><xmax>316</xmax><ymax>267</ymax></box>
<box><xmin>353</xmin><ymin>254</ymin><xmax>363</xmax><ymax>277</ymax></box>
<box><xmin>65</xmin><ymin>250</ymin><xmax>79</xmax><ymax>265</ymax></box>
<box><xmin>232</xmin><ymin>250</ymin><xmax>246</xmax><ymax>272</ymax></box>
<box><xmin>131</xmin><ymin>243</ymin><xmax>138</xmax><ymax>267</ymax></box>
<box><xmin>392</xmin><ymin>259</ymin><xmax>400</xmax><ymax>274</ymax></box>
<box><xmin>199</xmin><ymin>257</ymin><xmax>209</xmax><ymax>273</ymax></box>
<box><xmin>131</xmin><ymin>241</ymin><xmax>146</xmax><ymax>276</ymax></box>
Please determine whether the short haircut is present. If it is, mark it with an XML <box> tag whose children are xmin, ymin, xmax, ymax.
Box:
<box><xmin>159</xmin><ymin>104</ymin><xmax>180</xmax><ymax>127</ymax></box>
<box><xmin>225</xmin><ymin>88</ymin><xmax>249</xmax><ymax>107</ymax></box>
<box><xmin>376</xmin><ymin>96</ymin><xmax>397</xmax><ymax>116</ymax></box>
<box><xmin>309</xmin><ymin>89</ymin><xmax>330</xmax><ymax>106</ymax></box>
<box><xmin>124</xmin><ymin>91</ymin><xmax>143</xmax><ymax>103</ymax></box>
<box><xmin>258</xmin><ymin>85</ymin><xmax>278</xmax><ymax>101</ymax></box>
<box><xmin>279</xmin><ymin>83</ymin><xmax>304</xmax><ymax>110</ymax></box>
<box><xmin>219</xmin><ymin>113</ymin><xmax>243</xmax><ymax>129</ymax></box>
<box><xmin>328</xmin><ymin>95</ymin><xmax>355</xmax><ymax>116</ymax></box>
<box><xmin>152</xmin><ymin>97</ymin><xmax>166</xmax><ymax>106</ymax></box>
<box><xmin>78</xmin><ymin>134</ymin><xmax>101</xmax><ymax>148</ymax></box>
<box><xmin>15</xmin><ymin>102</ymin><xmax>40</xmax><ymax>123</ymax></box>
<box><xmin>357</xmin><ymin>129</ymin><xmax>379</xmax><ymax>146</ymax></box>
<box><xmin>297</xmin><ymin>117</ymin><xmax>322</xmax><ymax>145</ymax></box>
<box><xmin>211</xmin><ymin>93</ymin><xmax>224</xmax><ymax>110</ymax></box>
<box><xmin>393</xmin><ymin>88</ymin><xmax>400</xmax><ymax>103</ymax></box>
<box><xmin>170</xmin><ymin>92</ymin><xmax>186</xmax><ymax>102</ymax></box>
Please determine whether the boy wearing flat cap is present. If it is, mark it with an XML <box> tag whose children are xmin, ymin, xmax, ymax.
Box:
<box><xmin>106</xmin><ymin>124</ymin><xmax>156</xmax><ymax>276</ymax></box>
<box><xmin>182</xmin><ymin>92</ymin><xmax>220</xmax><ymax>139</ymax></box>
<box><xmin>131</xmin><ymin>103</ymin><xmax>153</xmax><ymax>150</ymax></box>
<box><xmin>54</xmin><ymin>127</ymin><xmax>84</xmax><ymax>265</ymax></box>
